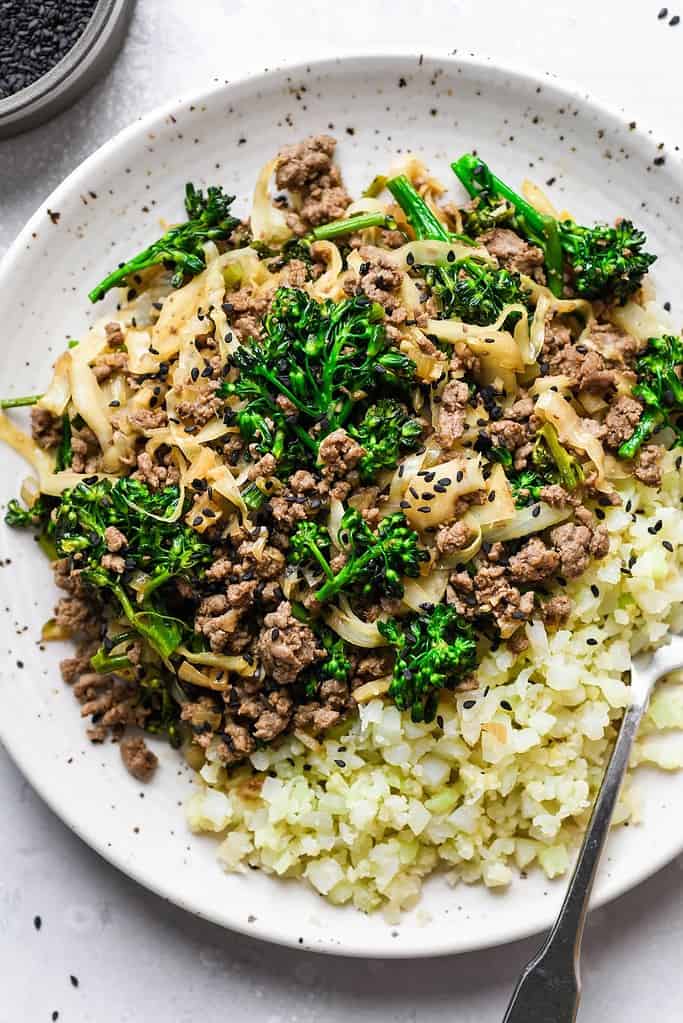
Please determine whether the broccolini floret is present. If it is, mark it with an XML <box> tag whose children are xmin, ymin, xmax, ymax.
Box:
<box><xmin>88</xmin><ymin>183</ymin><xmax>238</xmax><ymax>302</ymax></box>
<box><xmin>506</xmin><ymin>423</ymin><xmax>584</xmax><ymax>506</ymax></box>
<box><xmin>52</xmin><ymin>478</ymin><xmax>212</xmax><ymax>657</ymax></box>
<box><xmin>220</xmin><ymin>287</ymin><xmax>416</xmax><ymax>469</ymax></box>
<box><xmin>348</xmin><ymin>399</ymin><xmax>422</xmax><ymax>481</ymax></box>
<box><xmin>452</xmin><ymin>153</ymin><xmax>656</xmax><ymax>301</ymax></box>
<box><xmin>386</xmin><ymin>174</ymin><xmax>529</xmax><ymax>326</ymax></box>
<box><xmin>288</xmin><ymin>509</ymin><xmax>427</xmax><ymax>604</ymax></box>
<box><xmin>378</xmin><ymin>604</ymin><xmax>478</xmax><ymax>723</ymax></box>
<box><xmin>618</xmin><ymin>334</ymin><xmax>683</xmax><ymax>460</ymax></box>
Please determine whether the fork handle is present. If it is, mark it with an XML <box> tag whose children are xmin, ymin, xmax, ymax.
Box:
<box><xmin>502</xmin><ymin>698</ymin><xmax>647</xmax><ymax>1023</ymax></box>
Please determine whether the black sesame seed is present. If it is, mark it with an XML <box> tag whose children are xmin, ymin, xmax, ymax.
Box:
<box><xmin>406</xmin><ymin>252</ymin><xmax>415</xmax><ymax>266</ymax></box>
<box><xmin>334</xmin><ymin>759</ymin><xmax>346</xmax><ymax>768</ymax></box>
<box><xmin>500</xmin><ymin>700</ymin><xmax>512</xmax><ymax>711</ymax></box>
<box><xmin>70</xmin><ymin>976</ymin><xmax>79</xmax><ymax>988</ymax></box>
<box><xmin>192</xmin><ymin>516</ymin><xmax>203</xmax><ymax>526</ymax></box>
<box><xmin>487</xmin><ymin>490</ymin><xmax>496</xmax><ymax>502</ymax></box>
<box><xmin>663</xmin><ymin>540</ymin><xmax>674</xmax><ymax>552</ymax></box>
<box><xmin>436</xmin><ymin>715</ymin><xmax>444</xmax><ymax>728</ymax></box>
<box><xmin>670</xmin><ymin>14</ymin><xmax>680</xmax><ymax>25</ymax></box>
<box><xmin>590</xmin><ymin>585</ymin><xmax>599</xmax><ymax>598</ymax></box>
<box><xmin>659</xmin><ymin>6</ymin><xmax>669</xmax><ymax>17</ymax></box>
<box><xmin>532</xmin><ymin>504</ymin><xmax>541</xmax><ymax>518</ymax></box>
<box><xmin>463</xmin><ymin>700</ymin><xmax>476</xmax><ymax>709</ymax></box>
<box><xmin>595</xmin><ymin>508</ymin><xmax>605</xmax><ymax>520</ymax></box>
<box><xmin>586</xmin><ymin>637</ymin><xmax>598</xmax><ymax>646</ymax></box>
<box><xmin>417</xmin><ymin>506</ymin><xmax>432</xmax><ymax>513</ymax></box>
<box><xmin>190</xmin><ymin>367</ymin><xmax>199</xmax><ymax>381</ymax></box>
<box><xmin>455</xmin><ymin>471</ymin><xmax>464</xmax><ymax>483</ymax></box>
<box><xmin>33</xmin><ymin>915</ymin><xmax>42</xmax><ymax>931</ymax></box>
<box><xmin>399</xmin><ymin>500</ymin><xmax>410</xmax><ymax>509</ymax></box>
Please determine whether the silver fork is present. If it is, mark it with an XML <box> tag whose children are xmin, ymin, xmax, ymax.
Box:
<box><xmin>502</xmin><ymin>634</ymin><xmax>683</xmax><ymax>1023</ymax></box>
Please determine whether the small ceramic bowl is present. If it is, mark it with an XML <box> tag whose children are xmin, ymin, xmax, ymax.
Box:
<box><xmin>0</xmin><ymin>0</ymin><xmax>135</xmax><ymax>139</ymax></box>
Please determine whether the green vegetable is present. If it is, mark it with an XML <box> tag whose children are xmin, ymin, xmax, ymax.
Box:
<box><xmin>88</xmin><ymin>183</ymin><xmax>239</xmax><ymax>302</ymax></box>
<box><xmin>378</xmin><ymin>604</ymin><xmax>478</xmax><ymax>723</ymax></box>
<box><xmin>5</xmin><ymin>495</ymin><xmax>53</xmax><ymax>529</ymax></box>
<box><xmin>306</xmin><ymin>210</ymin><xmax>397</xmax><ymax>242</ymax></box>
<box><xmin>452</xmin><ymin>153</ymin><xmax>656</xmax><ymax>301</ymax></box>
<box><xmin>288</xmin><ymin>509</ymin><xmax>427</xmax><ymax>604</ymax></box>
<box><xmin>303</xmin><ymin>628</ymin><xmax>352</xmax><ymax>699</ymax></box>
<box><xmin>53</xmin><ymin>478</ymin><xmax>211</xmax><ymax>656</ymax></box>
<box><xmin>508</xmin><ymin>422</ymin><xmax>584</xmax><ymax>506</ymax></box>
<box><xmin>618</xmin><ymin>334</ymin><xmax>683</xmax><ymax>460</ymax></box>
<box><xmin>348</xmin><ymin>398</ymin><xmax>422</xmax><ymax>481</ymax></box>
<box><xmin>386</xmin><ymin>174</ymin><xmax>528</xmax><ymax>326</ymax></box>
<box><xmin>220</xmin><ymin>287</ymin><xmax>415</xmax><ymax>469</ymax></box>
<box><xmin>0</xmin><ymin>394</ymin><xmax>43</xmax><ymax>409</ymax></box>
<box><xmin>55</xmin><ymin>412</ymin><xmax>72</xmax><ymax>471</ymax></box>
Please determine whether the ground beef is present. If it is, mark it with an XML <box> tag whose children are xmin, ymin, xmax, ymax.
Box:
<box><xmin>128</xmin><ymin>408</ymin><xmax>168</xmax><ymax>431</ymax></box>
<box><xmin>275</xmin><ymin>134</ymin><xmax>351</xmax><ymax>234</ymax></box>
<box><xmin>543</xmin><ymin>317</ymin><xmax>573</xmax><ymax>358</ymax></box>
<box><xmin>195</xmin><ymin>580</ymin><xmax>258</xmax><ymax>653</ymax></box>
<box><xmin>539</xmin><ymin>484</ymin><xmax>577</xmax><ymax>508</ymax></box>
<box><xmin>603</xmin><ymin>395</ymin><xmax>643</xmax><ymax>450</ymax></box>
<box><xmin>223</xmin><ymin>286</ymin><xmax>272</xmax><ymax>342</ymax></box>
<box><xmin>548</xmin><ymin>344</ymin><xmax>615</xmax><ymax>393</ymax></box>
<box><xmin>508</xmin><ymin>537</ymin><xmax>560</xmax><ymax>584</ymax></box>
<box><xmin>317</xmin><ymin>428</ymin><xmax>364</xmax><ymax>479</ymax></box>
<box><xmin>549</xmin><ymin>520</ymin><xmax>609</xmax><ymax>578</ymax></box>
<box><xmin>541</xmin><ymin>594</ymin><xmax>573</xmax><ymax>628</ymax></box>
<box><xmin>473</xmin><ymin>564</ymin><xmax>535</xmax><ymax>637</ymax></box>
<box><xmin>92</xmin><ymin>352</ymin><xmax>128</xmax><ymax>382</ymax></box>
<box><xmin>435</xmin><ymin>520</ymin><xmax>475</xmax><ymax>557</ymax></box>
<box><xmin>633</xmin><ymin>444</ymin><xmax>663</xmax><ymax>487</ymax></box>
<box><xmin>345</xmin><ymin>245</ymin><xmax>403</xmax><ymax>309</ymax></box>
<box><xmin>105</xmin><ymin>321</ymin><xmax>125</xmax><ymax>346</ymax></box>
<box><xmin>489</xmin><ymin>418</ymin><xmax>528</xmax><ymax>451</ymax></box>
<box><xmin>436</xmin><ymin>379</ymin><xmax>469</xmax><ymax>448</ymax></box>
<box><xmin>131</xmin><ymin>450</ymin><xmax>180</xmax><ymax>491</ymax></box>
<box><xmin>62</xmin><ymin>652</ymin><xmax>148</xmax><ymax>742</ymax></box>
<box><xmin>104</xmin><ymin>526</ymin><xmax>128</xmax><ymax>552</ymax></box>
<box><xmin>255</xmin><ymin>601</ymin><xmax>324</xmax><ymax>684</ymax></box>
<box><xmin>175</xmin><ymin>385</ymin><xmax>223</xmax><ymax>427</ymax></box>
<box><xmin>269</xmin><ymin>468</ymin><xmax>326</xmax><ymax>531</ymax></box>
<box><xmin>348</xmin><ymin>484</ymin><xmax>382</xmax><ymax>527</ymax></box>
<box><xmin>448</xmin><ymin>564</ymin><xmax>534</xmax><ymax>637</ymax></box>
<box><xmin>101</xmin><ymin>553</ymin><xmax>125</xmax><ymax>573</ymax></box>
<box><xmin>30</xmin><ymin>407</ymin><xmax>62</xmax><ymax>449</ymax></box>
<box><xmin>586</xmin><ymin>323</ymin><xmax>644</xmax><ymax>366</ymax></box>
<box><xmin>217</xmin><ymin>722</ymin><xmax>255</xmax><ymax>764</ymax></box>
<box><xmin>71</xmin><ymin>425</ymin><xmax>100</xmax><ymax>474</ymax></box>
<box><xmin>120</xmin><ymin>735</ymin><xmax>158</xmax><ymax>782</ymax></box>
<box><xmin>479</xmin><ymin>227</ymin><xmax>545</xmax><ymax>280</ymax></box>
<box><xmin>55</xmin><ymin>597</ymin><xmax>100</xmax><ymax>637</ymax></box>
<box><xmin>247</xmin><ymin>453</ymin><xmax>277</xmax><ymax>481</ymax></box>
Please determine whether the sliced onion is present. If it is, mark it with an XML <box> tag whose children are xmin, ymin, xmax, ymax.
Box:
<box><xmin>326</xmin><ymin>497</ymin><xmax>346</xmax><ymax>546</ymax></box>
<box><xmin>521</xmin><ymin>179</ymin><xmax>560</xmax><ymax>219</ymax></box>
<box><xmin>611</xmin><ymin>299</ymin><xmax>672</xmax><ymax>342</ymax></box>
<box><xmin>465</xmin><ymin>463</ymin><xmax>515</xmax><ymax>529</ymax></box>
<box><xmin>309</xmin><ymin>241</ymin><xmax>344</xmax><ymax>300</ymax></box>
<box><xmin>401</xmin><ymin>569</ymin><xmax>449</xmax><ymax>612</ymax></box>
<box><xmin>535</xmin><ymin>389</ymin><xmax>609</xmax><ymax>489</ymax></box>
<box><xmin>250</xmin><ymin>158</ymin><xmax>292</xmax><ymax>245</ymax></box>
<box><xmin>484</xmin><ymin>502</ymin><xmax>572</xmax><ymax>542</ymax></box>
<box><xmin>39</xmin><ymin>352</ymin><xmax>72</xmax><ymax>416</ymax></box>
<box><xmin>353</xmin><ymin>675</ymin><xmax>392</xmax><ymax>704</ymax></box>
<box><xmin>176</xmin><ymin>646</ymin><xmax>256</xmax><ymax>676</ymax></box>
<box><xmin>401</xmin><ymin>454</ymin><xmax>484</xmax><ymax>529</ymax></box>
<box><xmin>178</xmin><ymin>660</ymin><xmax>230</xmax><ymax>691</ymax></box>
<box><xmin>324</xmin><ymin>601</ymin><xmax>387</xmax><ymax>648</ymax></box>
<box><xmin>394</xmin><ymin>239</ymin><xmax>491</xmax><ymax>270</ymax></box>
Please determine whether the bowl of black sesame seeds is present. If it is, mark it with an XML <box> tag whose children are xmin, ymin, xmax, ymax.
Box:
<box><xmin>0</xmin><ymin>0</ymin><xmax>135</xmax><ymax>139</ymax></box>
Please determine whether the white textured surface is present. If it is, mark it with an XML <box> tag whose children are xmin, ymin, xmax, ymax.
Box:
<box><xmin>1</xmin><ymin>0</ymin><xmax>683</xmax><ymax>1019</ymax></box>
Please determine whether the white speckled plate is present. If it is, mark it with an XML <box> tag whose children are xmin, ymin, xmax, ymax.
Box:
<box><xmin>1</xmin><ymin>54</ymin><xmax>682</xmax><ymax>958</ymax></box>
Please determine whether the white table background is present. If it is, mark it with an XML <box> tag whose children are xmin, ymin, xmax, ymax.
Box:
<box><xmin>2</xmin><ymin>1</ymin><xmax>683</xmax><ymax>1019</ymax></box>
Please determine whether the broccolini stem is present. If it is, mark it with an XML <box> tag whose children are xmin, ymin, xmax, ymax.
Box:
<box><xmin>617</xmin><ymin>407</ymin><xmax>665</xmax><ymax>461</ymax></box>
<box><xmin>363</xmin><ymin>175</ymin><xmax>388</xmax><ymax>198</ymax></box>
<box><xmin>242</xmin><ymin>483</ymin><xmax>266</xmax><ymax>511</ymax></box>
<box><xmin>308</xmin><ymin>211</ymin><xmax>397</xmax><ymax>242</ymax></box>
<box><xmin>90</xmin><ymin>649</ymin><xmax>133</xmax><ymax>674</ymax></box>
<box><xmin>0</xmin><ymin>394</ymin><xmax>43</xmax><ymax>408</ymax></box>
<box><xmin>451</xmin><ymin>154</ymin><xmax>564</xmax><ymax>296</ymax></box>
<box><xmin>386</xmin><ymin>175</ymin><xmax>450</xmax><ymax>242</ymax></box>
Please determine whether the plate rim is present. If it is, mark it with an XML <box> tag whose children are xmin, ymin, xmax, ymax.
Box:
<box><xmin>1</xmin><ymin>49</ymin><xmax>681</xmax><ymax>959</ymax></box>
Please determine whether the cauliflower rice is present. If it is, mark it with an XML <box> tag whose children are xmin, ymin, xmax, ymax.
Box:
<box><xmin>188</xmin><ymin>454</ymin><xmax>683</xmax><ymax>916</ymax></box>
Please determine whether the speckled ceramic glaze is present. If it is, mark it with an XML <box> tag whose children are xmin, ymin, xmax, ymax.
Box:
<box><xmin>0</xmin><ymin>54</ymin><xmax>681</xmax><ymax>958</ymax></box>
